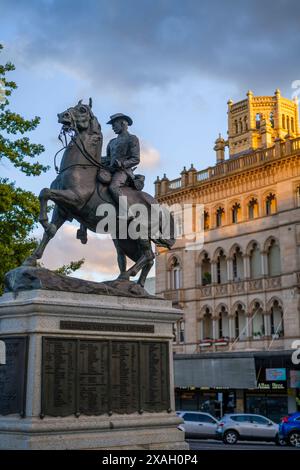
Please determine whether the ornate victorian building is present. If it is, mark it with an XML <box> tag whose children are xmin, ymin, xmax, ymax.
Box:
<box><xmin>155</xmin><ymin>90</ymin><xmax>300</xmax><ymax>420</ymax></box>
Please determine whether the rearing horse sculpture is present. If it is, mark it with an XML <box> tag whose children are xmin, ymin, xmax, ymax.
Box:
<box><xmin>23</xmin><ymin>99</ymin><xmax>175</xmax><ymax>287</ymax></box>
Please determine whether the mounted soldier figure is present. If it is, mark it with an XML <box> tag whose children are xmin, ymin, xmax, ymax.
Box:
<box><xmin>22</xmin><ymin>99</ymin><xmax>175</xmax><ymax>288</ymax></box>
<box><xmin>105</xmin><ymin>113</ymin><xmax>142</xmax><ymax>220</ymax></box>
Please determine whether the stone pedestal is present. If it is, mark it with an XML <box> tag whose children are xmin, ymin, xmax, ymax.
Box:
<box><xmin>0</xmin><ymin>289</ymin><xmax>187</xmax><ymax>450</ymax></box>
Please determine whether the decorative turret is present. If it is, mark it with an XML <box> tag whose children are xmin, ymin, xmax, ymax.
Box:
<box><xmin>214</xmin><ymin>134</ymin><xmax>226</xmax><ymax>163</ymax></box>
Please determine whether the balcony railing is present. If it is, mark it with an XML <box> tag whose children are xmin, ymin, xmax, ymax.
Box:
<box><xmin>159</xmin><ymin>136</ymin><xmax>300</xmax><ymax>195</ymax></box>
<box><xmin>198</xmin><ymin>276</ymin><xmax>282</xmax><ymax>298</ymax></box>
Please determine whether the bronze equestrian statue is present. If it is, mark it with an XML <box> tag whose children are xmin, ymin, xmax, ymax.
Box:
<box><xmin>23</xmin><ymin>99</ymin><xmax>175</xmax><ymax>287</ymax></box>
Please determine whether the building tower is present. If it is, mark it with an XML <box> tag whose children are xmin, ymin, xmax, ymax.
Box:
<box><xmin>226</xmin><ymin>89</ymin><xmax>300</xmax><ymax>158</ymax></box>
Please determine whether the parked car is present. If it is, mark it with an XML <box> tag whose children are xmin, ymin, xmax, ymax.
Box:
<box><xmin>176</xmin><ymin>411</ymin><xmax>220</xmax><ymax>439</ymax></box>
<box><xmin>279</xmin><ymin>412</ymin><xmax>300</xmax><ymax>447</ymax></box>
<box><xmin>216</xmin><ymin>413</ymin><xmax>284</xmax><ymax>445</ymax></box>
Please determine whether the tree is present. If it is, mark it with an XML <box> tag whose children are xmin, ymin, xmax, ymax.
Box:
<box><xmin>0</xmin><ymin>44</ymin><xmax>82</xmax><ymax>294</ymax></box>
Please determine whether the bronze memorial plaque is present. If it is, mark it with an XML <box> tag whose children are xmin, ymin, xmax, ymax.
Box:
<box><xmin>0</xmin><ymin>336</ymin><xmax>28</xmax><ymax>416</ymax></box>
<box><xmin>79</xmin><ymin>340</ymin><xmax>109</xmax><ymax>415</ymax></box>
<box><xmin>42</xmin><ymin>338</ymin><xmax>77</xmax><ymax>417</ymax></box>
<box><xmin>140</xmin><ymin>342</ymin><xmax>169</xmax><ymax>412</ymax></box>
<box><xmin>111</xmin><ymin>341</ymin><xmax>139</xmax><ymax>413</ymax></box>
<box><xmin>42</xmin><ymin>338</ymin><xmax>170</xmax><ymax>417</ymax></box>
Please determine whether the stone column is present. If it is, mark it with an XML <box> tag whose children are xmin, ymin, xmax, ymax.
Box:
<box><xmin>212</xmin><ymin>317</ymin><xmax>219</xmax><ymax>340</ymax></box>
<box><xmin>261</xmin><ymin>251</ymin><xmax>268</xmax><ymax>277</ymax></box>
<box><xmin>228</xmin><ymin>315</ymin><xmax>236</xmax><ymax>341</ymax></box>
<box><xmin>263</xmin><ymin>313</ymin><xmax>272</xmax><ymax>337</ymax></box>
<box><xmin>243</xmin><ymin>254</ymin><xmax>250</xmax><ymax>279</ymax></box>
<box><xmin>227</xmin><ymin>257</ymin><xmax>233</xmax><ymax>282</ymax></box>
<box><xmin>211</xmin><ymin>261</ymin><xmax>218</xmax><ymax>284</ymax></box>
<box><xmin>246</xmin><ymin>314</ymin><xmax>253</xmax><ymax>339</ymax></box>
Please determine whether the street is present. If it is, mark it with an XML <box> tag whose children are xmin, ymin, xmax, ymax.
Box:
<box><xmin>187</xmin><ymin>439</ymin><xmax>300</xmax><ymax>450</ymax></box>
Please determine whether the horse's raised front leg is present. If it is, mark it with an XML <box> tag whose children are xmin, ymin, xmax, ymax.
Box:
<box><xmin>23</xmin><ymin>206</ymin><xmax>67</xmax><ymax>267</ymax></box>
<box><xmin>39</xmin><ymin>187</ymin><xmax>82</xmax><ymax>232</ymax></box>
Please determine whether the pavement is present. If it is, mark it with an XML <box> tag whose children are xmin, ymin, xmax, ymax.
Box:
<box><xmin>187</xmin><ymin>439</ymin><xmax>300</xmax><ymax>450</ymax></box>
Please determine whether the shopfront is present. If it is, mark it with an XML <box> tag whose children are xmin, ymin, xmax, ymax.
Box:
<box><xmin>175</xmin><ymin>387</ymin><xmax>236</xmax><ymax>419</ymax></box>
<box><xmin>174</xmin><ymin>350</ymin><xmax>300</xmax><ymax>422</ymax></box>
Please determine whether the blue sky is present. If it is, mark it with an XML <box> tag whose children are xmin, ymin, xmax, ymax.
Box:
<box><xmin>1</xmin><ymin>0</ymin><xmax>300</xmax><ymax>281</ymax></box>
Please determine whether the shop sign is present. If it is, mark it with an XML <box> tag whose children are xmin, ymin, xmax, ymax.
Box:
<box><xmin>257</xmin><ymin>381</ymin><xmax>286</xmax><ymax>391</ymax></box>
<box><xmin>265</xmin><ymin>368</ymin><xmax>286</xmax><ymax>381</ymax></box>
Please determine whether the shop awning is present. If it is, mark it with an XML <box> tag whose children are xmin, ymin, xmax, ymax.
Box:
<box><xmin>174</xmin><ymin>355</ymin><xmax>257</xmax><ymax>389</ymax></box>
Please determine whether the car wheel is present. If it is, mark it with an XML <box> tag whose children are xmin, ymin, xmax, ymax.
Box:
<box><xmin>288</xmin><ymin>431</ymin><xmax>300</xmax><ymax>447</ymax></box>
<box><xmin>223</xmin><ymin>430</ymin><xmax>239</xmax><ymax>445</ymax></box>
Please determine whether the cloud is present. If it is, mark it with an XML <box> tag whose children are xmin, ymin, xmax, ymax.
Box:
<box><xmin>2</xmin><ymin>0</ymin><xmax>300</xmax><ymax>95</ymax></box>
<box><xmin>140</xmin><ymin>141</ymin><xmax>160</xmax><ymax>169</ymax></box>
<box><xmin>40</xmin><ymin>223</ymin><xmax>120</xmax><ymax>281</ymax></box>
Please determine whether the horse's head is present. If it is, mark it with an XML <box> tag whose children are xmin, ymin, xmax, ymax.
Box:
<box><xmin>57</xmin><ymin>98</ymin><xmax>101</xmax><ymax>136</ymax></box>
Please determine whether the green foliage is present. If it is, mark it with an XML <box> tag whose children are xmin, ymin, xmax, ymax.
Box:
<box><xmin>0</xmin><ymin>44</ymin><xmax>84</xmax><ymax>295</ymax></box>
<box><xmin>0</xmin><ymin>44</ymin><xmax>48</xmax><ymax>175</ymax></box>
<box><xmin>55</xmin><ymin>258</ymin><xmax>85</xmax><ymax>276</ymax></box>
<box><xmin>0</xmin><ymin>178</ymin><xmax>40</xmax><ymax>293</ymax></box>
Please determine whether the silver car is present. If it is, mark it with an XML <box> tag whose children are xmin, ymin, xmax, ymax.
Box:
<box><xmin>216</xmin><ymin>413</ymin><xmax>284</xmax><ymax>445</ymax></box>
<box><xmin>177</xmin><ymin>411</ymin><xmax>219</xmax><ymax>439</ymax></box>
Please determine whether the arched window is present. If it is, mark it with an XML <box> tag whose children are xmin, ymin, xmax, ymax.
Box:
<box><xmin>267</xmin><ymin>239</ymin><xmax>281</xmax><ymax>276</ymax></box>
<box><xmin>216</xmin><ymin>249</ymin><xmax>227</xmax><ymax>284</ymax></box>
<box><xmin>234</xmin><ymin>120</ymin><xmax>238</xmax><ymax>134</ymax></box>
<box><xmin>233</xmin><ymin>304</ymin><xmax>247</xmax><ymax>341</ymax></box>
<box><xmin>256</xmin><ymin>113</ymin><xmax>261</xmax><ymax>129</ymax></box>
<box><xmin>249</xmin><ymin>243</ymin><xmax>262</xmax><ymax>279</ymax></box>
<box><xmin>201</xmin><ymin>253</ymin><xmax>211</xmax><ymax>285</ymax></box>
<box><xmin>269</xmin><ymin>112</ymin><xmax>274</xmax><ymax>128</ymax></box>
<box><xmin>204</xmin><ymin>210</ymin><xmax>210</xmax><ymax>231</ymax></box>
<box><xmin>251</xmin><ymin>302</ymin><xmax>265</xmax><ymax>338</ymax></box>
<box><xmin>218</xmin><ymin>306</ymin><xmax>229</xmax><ymax>339</ymax></box>
<box><xmin>248</xmin><ymin>197</ymin><xmax>259</xmax><ymax>219</ymax></box>
<box><xmin>216</xmin><ymin>207</ymin><xmax>225</xmax><ymax>227</ymax></box>
<box><xmin>169</xmin><ymin>257</ymin><xmax>182</xmax><ymax>290</ymax></box>
<box><xmin>287</xmin><ymin>116</ymin><xmax>290</xmax><ymax>133</ymax></box>
<box><xmin>270</xmin><ymin>300</ymin><xmax>284</xmax><ymax>337</ymax></box>
<box><xmin>265</xmin><ymin>193</ymin><xmax>276</xmax><ymax>215</ymax></box>
<box><xmin>291</xmin><ymin>117</ymin><xmax>295</xmax><ymax>133</ymax></box>
<box><xmin>239</xmin><ymin>119</ymin><xmax>243</xmax><ymax>133</ymax></box>
<box><xmin>244</xmin><ymin>116</ymin><xmax>248</xmax><ymax>131</ymax></box>
<box><xmin>232</xmin><ymin>246</ymin><xmax>244</xmax><ymax>281</ymax></box>
<box><xmin>203</xmin><ymin>308</ymin><xmax>213</xmax><ymax>340</ymax></box>
<box><xmin>232</xmin><ymin>202</ymin><xmax>241</xmax><ymax>224</ymax></box>
<box><xmin>282</xmin><ymin>114</ymin><xmax>286</xmax><ymax>129</ymax></box>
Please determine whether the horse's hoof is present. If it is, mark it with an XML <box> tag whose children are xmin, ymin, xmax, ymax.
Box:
<box><xmin>22</xmin><ymin>256</ymin><xmax>37</xmax><ymax>267</ymax></box>
<box><xmin>117</xmin><ymin>273</ymin><xmax>130</xmax><ymax>281</ymax></box>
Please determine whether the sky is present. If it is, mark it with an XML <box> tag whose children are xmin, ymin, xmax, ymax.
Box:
<box><xmin>1</xmin><ymin>0</ymin><xmax>300</xmax><ymax>282</ymax></box>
